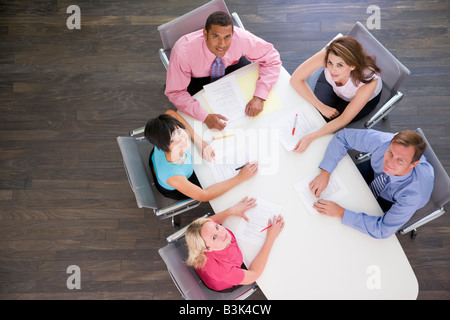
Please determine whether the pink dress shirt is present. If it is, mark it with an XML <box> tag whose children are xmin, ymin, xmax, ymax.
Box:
<box><xmin>165</xmin><ymin>28</ymin><xmax>282</xmax><ymax>122</ymax></box>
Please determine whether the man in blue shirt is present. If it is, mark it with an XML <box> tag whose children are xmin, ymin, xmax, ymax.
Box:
<box><xmin>309</xmin><ymin>128</ymin><xmax>434</xmax><ymax>239</ymax></box>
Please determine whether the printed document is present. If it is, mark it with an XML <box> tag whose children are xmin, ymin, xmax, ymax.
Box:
<box><xmin>236</xmin><ymin>198</ymin><xmax>283</xmax><ymax>247</ymax></box>
<box><xmin>203</xmin><ymin>75</ymin><xmax>250</xmax><ymax>128</ymax></box>
<box><xmin>294</xmin><ymin>172</ymin><xmax>349</xmax><ymax>215</ymax></box>
<box><xmin>271</xmin><ymin>108</ymin><xmax>323</xmax><ymax>151</ymax></box>
<box><xmin>207</xmin><ymin>135</ymin><xmax>256</xmax><ymax>183</ymax></box>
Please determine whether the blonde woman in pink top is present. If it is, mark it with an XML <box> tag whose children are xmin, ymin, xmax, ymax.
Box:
<box><xmin>185</xmin><ymin>197</ymin><xmax>284</xmax><ymax>291</ymax></box>
<box><xmin>290</xmin><ymin>36</ymin><xmax>382</xmax><ymax>153</ymax></box>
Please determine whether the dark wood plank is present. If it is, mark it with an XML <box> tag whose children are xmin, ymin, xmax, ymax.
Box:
<box><xmin>0</xmin><ymin>0</ymin><xmax>448</xmax><ymax>301</ymax></box>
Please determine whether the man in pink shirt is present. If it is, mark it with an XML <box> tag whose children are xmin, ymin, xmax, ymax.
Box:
<box><xmin>165</xmin><ymin>11</ymin><xmax>282</xmax><ymax>130</ymax></box>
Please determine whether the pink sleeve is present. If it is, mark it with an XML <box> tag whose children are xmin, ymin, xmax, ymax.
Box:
<box><xmin>236</xmin><ymin>29</ymin><xmax>282</xmax><ymax>100</ymax></box>
<box><xmin>228</xmin><ymin>265</ymin><xmax>246</xmax><ymax>286</ymax></box>
<box><xmin>164</xmin><ymin>45</ymin><xmax>210</xmax><ymax>122</ymax></box>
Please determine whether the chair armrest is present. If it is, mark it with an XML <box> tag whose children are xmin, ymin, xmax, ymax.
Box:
<box><xmin>129</xmin><ymin>126</ymin><xmax>145</xmax><ymax>137</ymax></box>
<box><xmin>355</xmin><ymin>152</ymin><xmax>372</xmax><ymax>162</ymax></box>
<box><xmin>158</xmin><ymin>48</ymin><xmax>170</xmax><ymax>70</ymax></box>
<box><xmin>155</xmin><ymin>198</ymin><xmax>201</xmax><ymax>219</ymax></box>
<box><xmin>231</xmin><ymin>12</ymin><xmax>245</xmax><ymax>30</ymax></box>
<box><xmin>166</xmin><ymin>212</ymin><xmax>214</xmax><ymax>243</ymax></box>
<box><xmin>398</xmin><ymin>207</ymin><xmax>446</xmax><ymax>235</ymax></box>
<box><xmin>364</xmin><ymin>91</ymin><xmax>404</xmax><ymax>128</ymax></box>
<box><xmin>166</xmin><ymin>223</ymin><xmax>191</xmax><ymax>244</ymax></box>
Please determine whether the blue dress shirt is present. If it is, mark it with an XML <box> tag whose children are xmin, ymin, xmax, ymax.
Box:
<box><xmin>319</xmin><ymin>128</ymin><xmax>434</xmax><ymax>239</ymax></box>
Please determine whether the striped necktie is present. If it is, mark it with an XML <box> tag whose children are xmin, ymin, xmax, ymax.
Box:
<box><xmin>369</xmin><ymin>173</ymin><xmax>388</xmax><ymax>199</ymax></box>
<box><xmin>210</xmin><ymin>57</ymin><xmax>225</xmax><ymax>82</ymax></box>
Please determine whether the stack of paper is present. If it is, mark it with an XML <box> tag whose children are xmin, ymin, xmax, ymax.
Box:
<box><xmin>203</xmin><ymin>69</ymin><xmax>282</xmax><ymax>129</ymax></box>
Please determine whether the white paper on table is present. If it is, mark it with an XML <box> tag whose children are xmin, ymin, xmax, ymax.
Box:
<box><xmin>207</xmin><ymin>135</ymin><xmax>257</xmax><ymax>183</ymax></box>
<box><xmin>203</xmin><ymin>75</ymin><xmax>250</xmax><ymax>128</ymax></box>
<box><xmin>294</xmin><ymin>172</ymin><xmax>349</xmax><ymax>215</ymax></box>
<box><xmin>236</xmin><ymin>198</ymin><xmax>283</xmax><ymax>248</ymax></box>
<box><xmin>270</xmin><ymin>108</ymin><xmax>323</xmax><ymax>151</ymax></box>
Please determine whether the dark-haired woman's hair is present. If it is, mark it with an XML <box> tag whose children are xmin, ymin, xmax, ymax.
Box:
<box><xmin>144</xmin><ymin>114</ymin><xmax>186</xmax><ymax>153</ymax></box>
<box><xmin>325</xmin><ymin>36</ymin><xmax>381</xmax><ymax>85</ymax></box>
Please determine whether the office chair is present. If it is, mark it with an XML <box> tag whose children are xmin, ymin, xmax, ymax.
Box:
<box><xmin>397</xmin><ymin>128</ymin><xmax>450</xmax><ymax>239</ymax></box>
<box><xmin>158</xmin><ymin>214</ymin><xmax>259</xmax><ymax>300</ymax></box>
<box><xmin>306</xmin><ymin>21</ymin><xmax>411</xmax><ymax>129</ymax></box>
<box><xmin>117</xmin><ymin>134</ymin><xmax>201</xmax><ymax>228</ymax></box>
<box><xmin>157</xmin><ymin>0</ymin><xmax>245</xmax><ymax>70</ymax></box>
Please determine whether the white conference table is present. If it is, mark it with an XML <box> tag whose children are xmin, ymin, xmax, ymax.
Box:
<box><xmin>180</xmin><ymin>62</ymin><xmax>418</xmax><ymax>300</ymax></box>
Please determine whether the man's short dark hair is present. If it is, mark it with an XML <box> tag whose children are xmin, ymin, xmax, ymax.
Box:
<box><xmin>205</xmin><ymin>11</ymin><xmax>233</xmax><ymax>32</ymax></box>
<box><xmin>144</xmin><ymin>114</ymin><xmax>186</xmax><ymax>153</ymax></box>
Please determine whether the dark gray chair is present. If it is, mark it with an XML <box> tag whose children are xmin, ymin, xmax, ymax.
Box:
<box><xmin>157</xmin><ymin>0</ymin><xmax>245</xmax><ymax>70</ymax></box>
<box><xmin>306</xmin><ymin>21</ymin><xmax>411</xmax><ymax>129</ymax></box>
<box><xmin>397</xmin><ymin>128</ymin><xmax>450</xmax><ymax>238</ymax></box>
<box><xmin>117</xmin><ymin>135</ymin><xmax>201</xmax><ymax>227</ymax></box>
<box><xmin>158</xmin><ymin>214</ymin><xmax>258</xmax><ymax>300</ymax></box>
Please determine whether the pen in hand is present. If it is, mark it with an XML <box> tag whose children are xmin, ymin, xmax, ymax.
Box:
<box><xmin>235</xmin><ymin>160</ymin><xmax>257</xmax><ymax>171</ymax></box>
<box><xmin>292</xmin><ymin>113</ymin><xmax>298</xmax><ymax>136</ymax></box>
<box><xmin>260</xmin><ymin>219</ymin><xmax>282</xmax><ymax>232</ymax></box>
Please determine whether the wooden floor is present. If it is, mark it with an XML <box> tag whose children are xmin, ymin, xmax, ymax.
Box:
<box><xmin>0</xmin><ymin>0</ymin><xmax>449</xmax><ymax>300</ymax></box>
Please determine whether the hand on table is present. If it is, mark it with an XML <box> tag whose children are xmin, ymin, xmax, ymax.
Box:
<box><xmin>205</xmin><ymin>114</ymin><xmax>228</xmax><ymax>131</ymax></box>
<box><xmin>245</xmin><ymin>96</ymin><xmax>264</xmax><ymax>117</ymax></box>
<box><xmin>313</xmin><ymin>199</ymin><xmax>345</xmax><ymax>219</ymax></box>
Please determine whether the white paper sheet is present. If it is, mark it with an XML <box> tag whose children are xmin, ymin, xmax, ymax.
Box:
<box><xmin>271</xmin><ymin>108</ymin><xmax>323</xmax><ymax>151</ymax></box>
<box><xmin>294</xmin><ymin>172</ymin><xmax>349</xmax><ymax>215</ymax></box>
<box><xmin>236</xmin><ymin>198</ymin><xmax>283</xmax><ymax>247</ymax></box>
<box><xmin>207</xmin><ymin>135</ymin><xmax>256</xmax><ymax>183</ymax></box>
<box><xmin>204</xmin><ymin>75</ymin><xmax>250</xmax><ymax>128</ymax></box>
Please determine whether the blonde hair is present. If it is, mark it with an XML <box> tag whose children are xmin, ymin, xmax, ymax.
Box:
<box><xmin>185</xmin><ymin>217</ymin><xmax>211</xmax><ymax>269</ymax></box>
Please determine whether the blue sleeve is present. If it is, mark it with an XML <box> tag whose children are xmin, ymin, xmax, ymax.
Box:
<box><xmin>319</xmin><ymin>128</ymin><xmax>393</xmax><ymax>174</ymax></box>
<box><xmin>341</xmin><ymin>186</ymin><xmax>430</xmax><ymax>239</ymax></box>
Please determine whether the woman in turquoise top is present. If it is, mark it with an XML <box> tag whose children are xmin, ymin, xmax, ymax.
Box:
<box><xmin>145</xmin><ymin>110</ymin><xmax>258</xmax><ymax>201</ymax></box>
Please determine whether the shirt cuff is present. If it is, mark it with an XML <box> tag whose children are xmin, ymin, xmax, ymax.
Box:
<box><xmin>341</xmin><ymin>209</ymin><xmax>356</xmax><ymax>227</ymax></box>
<box><xmin>197</xmin><ymin>108</ymin><xmax>210</xmax><ymax>123</ymax></box>
<box><xmin>253</xmin><ymin>87</ymin><xmax>269</xmax><ymax>101</ymax></box>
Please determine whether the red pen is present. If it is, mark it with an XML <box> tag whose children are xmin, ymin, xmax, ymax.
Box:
<box><xmin>260</xmin><ymin>219</ymin><xmax>282</xmax><ymax>232</ymax></box>
<box><xmin>292</xmin><ymin>114</ymin><xmax>298</xmax><ymax>135</ymax></box>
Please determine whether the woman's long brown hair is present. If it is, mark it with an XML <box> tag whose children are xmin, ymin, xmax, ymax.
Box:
<box><xmin>325</xmin><ymin>36</ymin><xmax>381</xmax><ymax>85</ymax></box>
